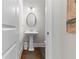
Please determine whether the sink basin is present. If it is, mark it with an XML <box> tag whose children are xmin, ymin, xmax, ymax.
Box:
<box><xmin>24</xmin><ymin>31</ymin><xmax>38</xmax><ymax>35</ymax></box>
<box><xmin>24</xmin><ymin>31</ymin><xmax>38</xmax><ymax>51</ymax></box>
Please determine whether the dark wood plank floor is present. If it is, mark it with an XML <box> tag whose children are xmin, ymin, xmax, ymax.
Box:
<box><xmin>20</xmin><ymin>48</ymin><xmax>42</xmax><ymax>59</ymax></box>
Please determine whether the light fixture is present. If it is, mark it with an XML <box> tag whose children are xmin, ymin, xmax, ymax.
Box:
<box><xmin>27</xmin><ymin>7</ymin><xmax>35</xmax><ymax>12</ymax></box>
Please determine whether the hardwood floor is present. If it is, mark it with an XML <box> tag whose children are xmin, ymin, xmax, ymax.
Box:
<box><xmin>20</xmin><ymin>48</ymin><xmax>42</xmax><ymax>59</ymax></box>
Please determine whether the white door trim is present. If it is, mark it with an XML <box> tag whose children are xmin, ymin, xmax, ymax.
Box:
<box><xmin>45</xmin><ymin>0</ymin><xmax>53</xmax><ymax>59</ymax></box>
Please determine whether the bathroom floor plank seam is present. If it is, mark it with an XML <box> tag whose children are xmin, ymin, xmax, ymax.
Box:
<box><xmin>20</xmin><ymin>48</ymin><xmax>42</xmax><ymax>59</ymax></box>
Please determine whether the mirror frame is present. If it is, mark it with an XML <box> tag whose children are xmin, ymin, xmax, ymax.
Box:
<box><xmin>26</xmin><ymin>13</ymin><xmax>37</xmax><ymax>27</ymax></box>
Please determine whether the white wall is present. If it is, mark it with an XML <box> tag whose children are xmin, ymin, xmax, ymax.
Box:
<box><xmin>2</xmin><ymin>0</ymin><xmax>20</xmax><ymax>59</ymax></box>
<box><xmin>46</xmin><ymin>0</ymin><xmax>75</xmax><ymax>59</ymax></box>
<box><xmin>62</xmin><ymin>33</ymin><xmax>76</xmax><ymax>59</ymax></box>
<box><xmin>23</xmin><ymin>0</ymin><xmax>45</xmax><ymax>43</ymax></box>
<box><xmin>17</xmin><ymin>0</ymin><xmax>24</xmax><ymax>59</ymax></box>
<box><xmin>47</xmin><ymin>0</ymin><xmax>65</xmax><ymax>59</ymax></box>
<box><xmin>58</xmin><ymin>0</ymin><xmax>76</xmax><ymax>59</ymax></box>
<box><xmin>45</xmin><ymin>0</ymin><xmax>65</xmax><ymax>59</ymax></box>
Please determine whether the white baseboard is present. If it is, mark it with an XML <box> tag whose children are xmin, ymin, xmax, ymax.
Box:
<box><xmin>23</xmin><ymin>42</ymin><xmax>45</xmax><ymax>48</ymax></box>
<box><xmin>18</xmin><ymin>46</ymin><xmax>23</xmax><ymax>59</ymax></box>
<box><xmin>34</xmin><ymin>43</ymin><xmax>45</xmax><ymax>47</ymax></box>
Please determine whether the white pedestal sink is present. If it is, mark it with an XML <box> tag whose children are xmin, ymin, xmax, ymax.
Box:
<box><xmin>24</xmin><ymin>31</ymin><xmax>38</xmax><ymax>51</ymax></box>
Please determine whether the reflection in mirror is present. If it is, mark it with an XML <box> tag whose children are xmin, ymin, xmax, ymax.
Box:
<box><xmin>26</xmin><ymin>13</ymin><xmax>37</xmax><ymax>27</ymax></box>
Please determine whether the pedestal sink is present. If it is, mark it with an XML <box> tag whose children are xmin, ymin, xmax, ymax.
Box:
<box><xmin>24</xmin><ymin>31</ymin><xmax>38</xmax><ymax>51</ymax></box>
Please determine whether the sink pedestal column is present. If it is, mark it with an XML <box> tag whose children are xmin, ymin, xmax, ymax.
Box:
<box><xmin>28</xmin><ymin>34</ymin><xmax>34</xmax><ymax>51</ymax></box>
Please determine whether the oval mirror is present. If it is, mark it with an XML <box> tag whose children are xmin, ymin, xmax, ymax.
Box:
<box><xmin>26</xmin><ymin>13</ymin><xmax>36</xmax><ymax>27</ymax></box>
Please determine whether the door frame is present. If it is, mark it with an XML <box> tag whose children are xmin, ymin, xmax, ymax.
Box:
<box><xmin>45</xmin><ymin>0</ymin><xmax>54</xmax><ymax>59</ymax></box>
